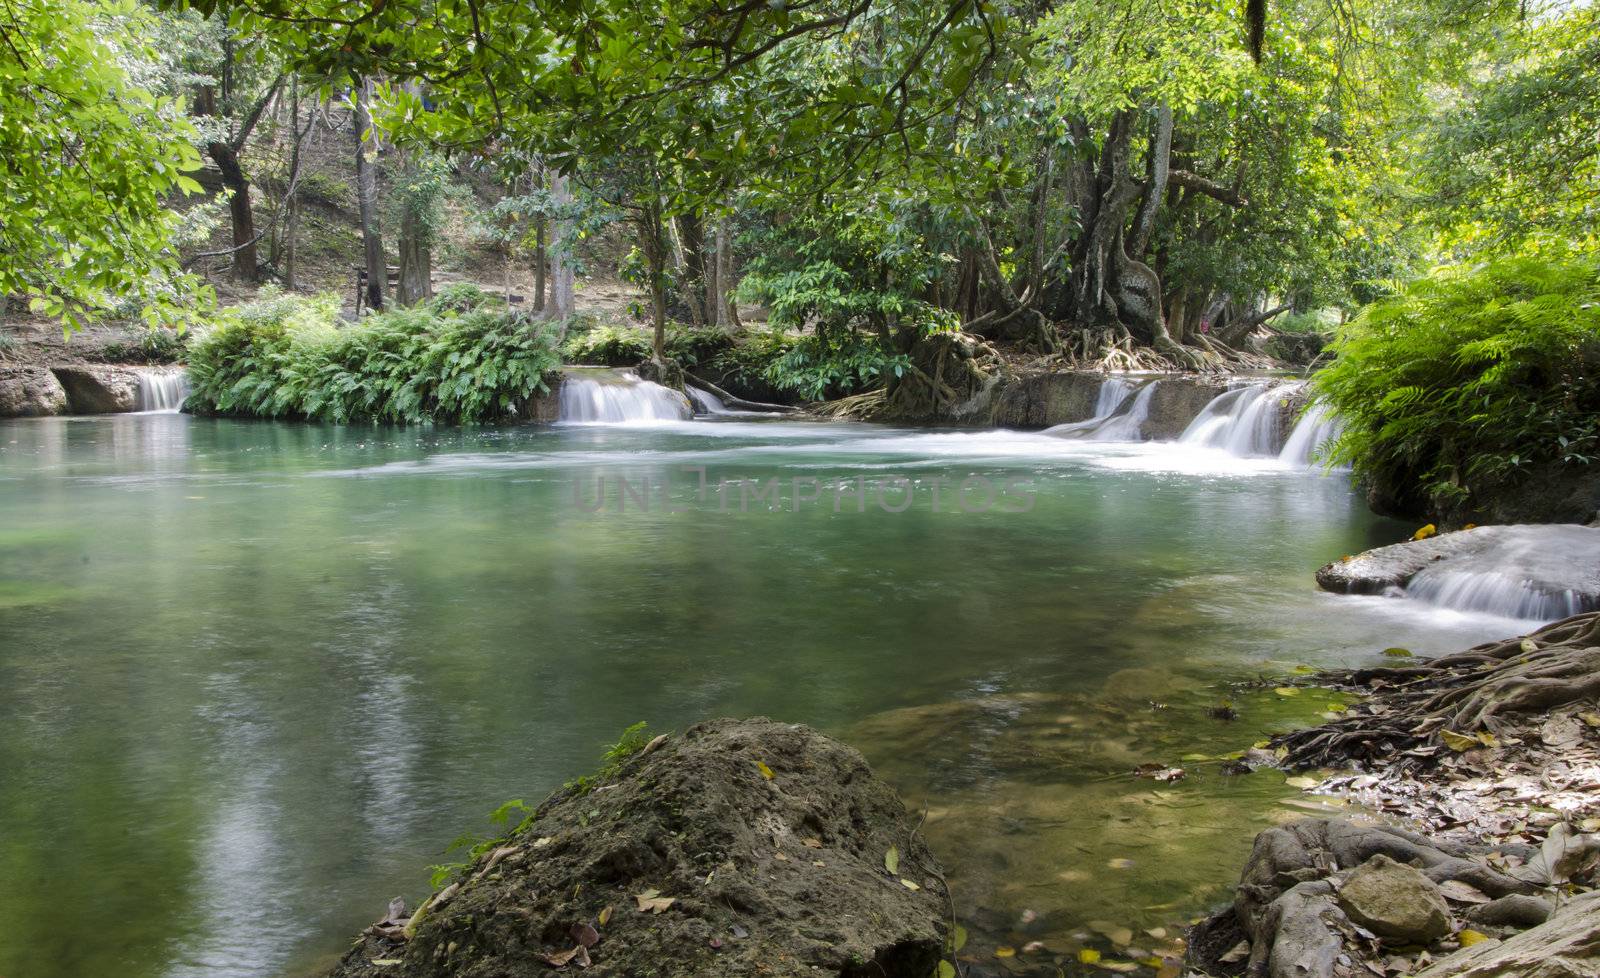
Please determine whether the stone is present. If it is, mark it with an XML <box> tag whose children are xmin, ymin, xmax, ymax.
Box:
<box><xmin>1414</xmin><ymin>888</ymin><xmax>1600</xmax><ymax>978</ymax></box>
<box><xmin>0</xmin><ymin>366</ymin><xmax>68</xmax><ymax>416</ymax></box>
<box><xmin>1140</xmin><ymin>377</ymin><xmax>1230</xmax><ymax>440</ymax></box>
<box><xmin>50</xmin><ymin>364</ymin><xmax>142</xmax><ymax>413</ymax></box>
<box><xmin>1315</xmin><ymin>524</ymin><xmax>1600</xmax><ymax>618</ymax></box>
<box><xmin>326</xmin><ymin>718</ymin><xmax>949</xmax><ymax>978</ymax></box>
<box><xmin>1336</xmin><ymin>854</ymin><xmax>1453</xmax><ymax>944</ymax></box>
<box><xmin>1467</xmin><ymin>894</ymin><xmax>1555</xmax><ymax>931</ymax></box>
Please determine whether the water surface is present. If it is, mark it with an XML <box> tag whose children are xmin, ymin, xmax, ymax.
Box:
<box><xmin>0</xmin><ymin>414</ymin><xmax>1529</xmax><ymax>976</ymax></box>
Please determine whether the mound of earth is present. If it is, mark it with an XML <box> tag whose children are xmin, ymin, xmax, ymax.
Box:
<box><xmin>328</xmin><ymin>717</ymin><xmax>951</xmax><ymax>978</ymax></box>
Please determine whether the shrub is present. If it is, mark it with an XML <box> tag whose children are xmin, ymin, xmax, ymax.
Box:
<box><xmin>186</xmin><ymin>289</ymin><xmax>561</xmax><ymax>423</ymax></box>
<box><xmin>763</xmin><ymin>331</ymin><xmax>910</xmax><ymax>401</ymax></box>
<box><xmin>1315</xmin><ymin>251</ymin><xmax>1600</xmax><ymax>517</ymax></box>
<box><xmin>99</xmin><ymin>327</ymin><xmax>190</xmax><ymax>364</ymax></box>
<box><xmin>560</xmin><ymin>323</ymin><xmax>652</xmax><ymax>365</ymax></box>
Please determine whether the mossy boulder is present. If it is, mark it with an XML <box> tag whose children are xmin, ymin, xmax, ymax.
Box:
<box><xmin>329</xmin><ymin>718</ymin><xmax>950</xmax><ymax>978</ymax></box>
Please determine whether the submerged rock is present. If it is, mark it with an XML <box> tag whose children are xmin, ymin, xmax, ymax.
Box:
<box><xmin>0</xmin><ymin>366</ymin><xmax>69</xmax><ymax>417</ymax></box>
<box><xmin>328</xmin><ymin>718</ymin><xmax>950</xmax><ymax>978</ymax></box>
<box><xmin>1315</xmin><ymin>524</ymin><xmax>1600</xmax><ymax>619</ymax></box>
<box><xmin>1337</xmin><ymin>854</ymin><xmax>1453</xmax><ymax>944</ymax></box>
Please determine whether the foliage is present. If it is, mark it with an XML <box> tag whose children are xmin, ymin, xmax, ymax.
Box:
<box><xmin>0</xmin><ymin>0</ymin><xmax>208</xmax><ymax>330</ymax></box>
<box><xmin>561</xmin><ymin>324</ymin><xmax>652</xmax><ymax>367</ymax></box>
<box><xmin>663</xmin><ymin>325</ymin><xmax>735</xmax><ymax>370</ymax></box>
<box><xmin>1315</xmin><ymin>251</ymin><xmax>1600</xmax><ymax>516</ymax></box>
<box><xmin>701</xmin><ymin>329</ymin><xmax>795</xmax><ymax>391</ymax></box>
<box><xmin>100</xmin><ymin>328</ymin><xmax>190</xmax><ymax>365</ymax></box>
<box><xmin>764</xmin><ymin>332</ymin><xmax>911</xmax><ymax>402</ymax></box>
<box><xmin>563</xmin><ymin>721</ymin><xmax>652</xmax><ymax>795</ymax></box>
<box><xmin>185</xmin><ymin>290</ymin><xmax>561</xmax><ymax>423</ymax></box>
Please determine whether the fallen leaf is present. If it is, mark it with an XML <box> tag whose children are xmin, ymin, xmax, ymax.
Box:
<box><xmin>634</xmin><ymin>890</ymin><xmax>675</xmax><ymax>913</ymax></box>
<box><xmin>1440</xmin><ymin>729</ymin><xmax>1479</xmax><ymax>752</ymax></box>
<box><xmin>571</xmin><ymin>923</ymin><xmax>599</xmax><ymax>948</ymax></box>
<box><xmin>1438</xmin><ymin>880</ymin><xmax>1491</xmax><ymax>904</ymax></box>
<box><xmin>1095</xmin><ymin>962</ymin><xmax>1138</xmax><ymax>973</ymax></box>
<box><xmin>1412</xmin><ymin>523</ymin><xmax>1437</xmax><ymax>541</ymax></box>
<box><xmin>995</xmin><ymin>946</ymin><xmax>1016</xmax><ymax>958</ymax></box>
<box><xmin>1144</xmin><ymin>928</ymin><xmax>1167</xmax><ymax>940</ymax></box>
<box><xmin>755</xmin><ymin>760</ymin><xmax>775</xmax><ymax>780</ymax></box>
<box><xmin>1458</xmin><ymin>930</ymin><xmax>1491</xmax><ymax>947</ymax></box>
<box><xmin>598</xmin><ymin>905</ymin><xmax>613</xmax><ymax>927</ymax></box>
<box><xmin>1219</xmin><ymin>940</ymin><xmax>1250</xmax><ymax>964</ymax></box>
<box><xmin>539</xmin><ymin>947</ymin><xmax>581</xmax><ymax>967</ymax></box>
<box><xmin>1022</xmin><ymin>940</ymin><xmax>1047</xmax><ymax>953</ymax></box>
<box><xmin>1520</xmin><ymin>639</ymin><xmax>1538</xmax><ymax>654</ymax></box>
<box><xmin>1382</xmin><ymin>647</ymin><xmax>1413</xmax><ymax>658</ymax></box>
<box><xmin>801</xmin><ymin>837</ymin><xmax>823</xmax><ymax>849</ymax></box>
<box><xmin>1078</xmin><ymin>949</ymin><xmax>1101</xmax><ymax>964</ymax></box>
<box><xmin>731</xmin><ymin>924</ymin><xmax>749</xmax><ymax>939</ymax></box>
<box><xmin>900</xmin><ymin>878</ymin><xmax>921</xmax><ymax>891</ymax></box>
<box><xmin>812</xmin><ymin>859</ymin><xmax>825</xmax><ymax>867</ymax></box>
<box><xmin>937</xmin><ymin>962</ymin><xmax>957</xmax><ymax>978</ymax></box>
<box><xmin>951</xmin><ymin>925</ymin><xmax>968</xmax><ymax>951</ymax></box>
<box><xmin>1274</xmin><ymin>687</ymin><xmax>1301</xmax><ymax>697</ymax></box>
<box><xmin>1107</xmin><ymin>858</ymin><xmax>1134</xmax><ymax>870</ymax></box>
<box><xmin>884</xmin><ymin>846</ymin><xmax>900</xmax><ymax>875</ymax></box>
<box><xmin>1285</xmin><ymin>776</ymin><xmax>1319</xmax><ymax>790</ymax></box>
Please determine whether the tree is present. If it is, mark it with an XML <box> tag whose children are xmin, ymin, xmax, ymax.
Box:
<box><xmin>353</xmin><ymin>76</ymin><xmax>385</xmax><ymax>312</ymax></box>
<box><xmin>0</xmin><ymin>0</ymin><xmax>206</xmax><ymax>329</ymax></box>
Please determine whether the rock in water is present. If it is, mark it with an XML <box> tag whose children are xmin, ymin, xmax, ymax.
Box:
<box><xmin>1336</xmin><ymin>854</ymin><xmax>1453</xmax><ymax>944</ymax></box>
<box><xmin>328</xmin><ymin>718</ymin><xmax>949</xmax><ymax>978</ymax></box>
<box><xmin>1414</xmin><ymin>889</ymin><xmax>1600</xmax><ymax>978</ymax></box>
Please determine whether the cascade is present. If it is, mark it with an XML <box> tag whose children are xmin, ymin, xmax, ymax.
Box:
<box><xmin>1397</xmin><ymin>525</ymin><xmax>1600</xmax><ymax>620</ymax></box>
<box><xmin>686</xmin><ymin>385</ymin><xmax>733</xmax><ymax>415</ymax></box>
<box><xmin>1177</xmin><ymin>383</ymin><xmax>1290</xmax><ymax>457</ymax></box>
<box><xmin>135</xmin><ymin>369</ymin><xmax>191</xmax><ymax>412</ymax></box>
<box><xmin>1043</xmin><ymin>377</ymin><xmax>1157</xmax><ymax>441</ymax></box>
<box><xmin>557</xmin><ymin>369</ymin><xmax>693</xmax><ymax>422</ymax></box>
<box><xmin>1278</xmin><ymin>400</ymin><xmax>1345</xmax><ymax>468</ymax></box>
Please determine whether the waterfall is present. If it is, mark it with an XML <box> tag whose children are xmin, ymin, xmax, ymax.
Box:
<box><xmin>1177</xmin><ymin>383</ymin><xmax>1289</xmax><ymax>457</ymax></box>
<box><xmin>1395</xmin><ymin>525</ymin><xmax>1600</xmax><ymax>621</ymax></box>
<box><xmin>1043</xmin><ymin>377</ymin><xmax>1157</xmax><ymax>441</ymax></box>
<box><xmin>135</xmin><ymin>369</ymin><xmax>190</xmax><ymax>412</ymax></box>
<box><xmin>1278</xmin><ymin>400</ymin><xmax>1345</xmax><ymax>468</ymax></box>
<box><xmin>686</xmin><ymin>385</ymin><xmax>733</xmax><ymax>415</ymax></box>
<box><xmin>558</xmin><ymin>369</ymin><xmax>693</xmax><ymax>422</ymax></box>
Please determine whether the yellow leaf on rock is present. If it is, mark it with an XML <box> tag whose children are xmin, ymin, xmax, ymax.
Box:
<box><xmin>1459</xmin><ymin>929</ymin><xmax>1491</xmax><ymax>947</ymax></box>
<box><xmin>937</xmin><ymin>962</ymin><xmax>957</xmax><ymax>978</ymax></box>
<box><xmin>755</xmin><ymin>760</ymin><xmax>775</xmax><ymax>780</ymax></box>
<box><xmin>1440</xmin><ymin>729</ymin><xmax>1479</xmax><ymax>752</ymax></box>
<box><xmin>900</xmin><ymin>878</ymin><xmax>921</xmax><ymax>891</ymax></box>
<box><xmin>1078</xmin><ymin>949</ymin><xmax>1101</xmax><ymax>964</ymax></box>
<box><xmin>1413</xmin><ymin>523</ymin><xmax>1437</xmax><ymax>540</ymax></box>
<box><xmin>884</xmin><ymin>846</ymin><xmax>900</xmax><ymax>875</ymax></box>
<box><xmin>995</xmin><ymin>946</ymin><xmax>1016</xmax><ymax>958</ymax></box>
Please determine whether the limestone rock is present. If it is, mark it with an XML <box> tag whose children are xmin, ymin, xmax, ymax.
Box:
<box><xmin>1337</xmin><ymin>854</ymin><xmax>1453</xmax><ymax>944</ymax></box>
<box><xmin>1141</xmin><ymin>377</ymin><xmax>1230</xmax><ymax>440</ymax></box>
<box><xmin>51</xmin><ymin>364</ymin><xmax>142</xmax><ymax>413</ymax></box>
<box><xmin>1414</xmin><ymin>889</ymin><xmax>1600</xmax><ymax>978</ymax></box>
<box><xmin>327</xmin><ymin>718</ymin><xmax>949</xmax><ymax>978</ymax></box>
<box><xmin>0</xmin><ymin>366</ymin><xmax>68</xmax><ymax>417</ymax></box>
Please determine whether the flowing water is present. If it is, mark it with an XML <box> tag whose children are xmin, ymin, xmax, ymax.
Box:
<box><xmin>1043</xmin><ymin>378</ymin><xmax>1156</xmax><ymax>442</ymax></box>
<box><xmin>1179</xmin><ymin>382</ymin><xmax>1296</xmax><ymax>457</ymax></box>
<box><xmin>0</xmin><ymin>410</ymin><xmax>1540</xmax><ymax>978</ymax></box>
<box><xmin>136</xmin><ymin>369</ymin><xmax>192</xmax><ymax>413</ymax></box>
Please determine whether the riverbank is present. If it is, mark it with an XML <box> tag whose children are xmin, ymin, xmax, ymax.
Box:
<box><xmin>1189</xmin><ymin>612</ymin><xmax>1600</xmax><ymax>978</ymax></box>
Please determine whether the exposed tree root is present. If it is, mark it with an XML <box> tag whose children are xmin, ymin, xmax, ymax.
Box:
<box><xmin>1274</xmin><ymin>612</ymin><xmax>1600</xmax><ymax>772</ymax></box>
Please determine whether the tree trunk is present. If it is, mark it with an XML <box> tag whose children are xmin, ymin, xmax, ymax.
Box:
<box><xmin>397</xmin><ymin>200</ymin><xmax>431</xmax><ymax>305</ymax></box>
<box><xmin>674</xmin><ymin>211</ymin><xmax>708</xmax><ymax>326</ymax></box>
<box><xmin>533</xmin><ymin>184</ymin><xmax>547</xmax><ymax>315</ymax></box>
<box><xmin>714</xmin><ymin>218</ymin><xmax>737</xmax><ymax>330</ymax></box>
<box><xmin>353</xmin><ymin>77</ymin><xmax>385</xmax><ymax>313</ymax></box>
<box><xmin>545</xmin><ymin>171</ymin><xmax>576</xmax><ymax>320</ymax></box>
<box><xmin>638</xmin><ymin>195</ymin><xmax>671</xmax><ymax>361</ymax></box>
<box><xmin>207</xmin><ymin>141</ymin><xmax>258</xmax><ymax>283</ymax></box>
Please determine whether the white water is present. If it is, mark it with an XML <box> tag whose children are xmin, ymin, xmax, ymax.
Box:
<box><xmin>135</xmin><ymin>369</ymin><xmax>190</xmax><ymax>413</ymax></box>
<box><xmin>558</xmin><ymin>369</ymin><xmax>693</xmax><ymax>423</ymax></box>
<box><xmin>1278</xmin><ymin>400</ymin><xmax>1345</xmax><ymax>468</ymax></box>
<box><xmin>1178</xmin><ymin>383</ymin><xmax>1293</xmax><ymax>457</ymax></box>
<box><xmin>1399</xmin><ymin>525</ymin><xmax>1600</xmax><ymax>621</ymax></box>
<box><xmin>686</xmin><ymin>385</ymin><xmax>732</xmax><ymax>415</ymax></box>
<box><xmin>1043</xmin><ymin>377</ymin><xmax>1157</xmax><ymax>442</ymax></box>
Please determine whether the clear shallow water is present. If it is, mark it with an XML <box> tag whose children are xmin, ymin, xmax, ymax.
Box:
<box><xmin>0</xmin><ymin>414</ymin><xmax>1533</xmax><ymax>978</ymax></box>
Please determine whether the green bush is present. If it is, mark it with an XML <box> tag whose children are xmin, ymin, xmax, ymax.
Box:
<box><xmin>763</xmin><ymin>331</ymin><xmax>910</xmax><ymax>401</ymax></box>
<box><xmin>1315</xmin><ymin>251</ymin><xmax>1600</xmax><ymax>517</ymax></box>
<box><xmin>186</xmin><ymin>289</ymin><xmax>561</xmax><ymax>423</ymax></box>
<box><xmin>100</xmin><ymin>327</ymin><xmax>190</xmax><ymax>365</ymax></box>
<box><xmin>663</xmin><ymin>324</ymin><xmax>736</xmax><ymax>369</ymax></box>
<box><xmin>560</xmin><ymin>323</ymin><xmax>652</xmax><ymax>365</ymax></box>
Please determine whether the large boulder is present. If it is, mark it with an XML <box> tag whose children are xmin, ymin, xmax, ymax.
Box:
<box><xmin>1336</xmin><ymin>854</ymin><xmax>1453</xmax><ymax>944</ymax></box>
<box><xmin>329</xmin><ymin>718</ymin><xmax>950</xmax><ymax>978</ymax></box>
<box><xmin>985</xmin><ymin>370</ymin><xmax>1103</xmax><ymax>427</ymax></box>
<box><xmin>0</xmin><ymin>366</ymin><xmax>68</xmax><ymax>416</ymax></box>
<box><xmin>1413</xmin><ymin>888</ymin><xmax>1600</xmax><ymax>978</ymax></box>
<box><xmin>50</xmin><ymin>364</ymin><xmax>142</xmax><ymax>413</ymax></box>
<box><xmin>1315</xmin><ymin>524</ymin><xmax>1600</xmax><ymax>617</ymax></box>
<box><xmin>1141</xmin><ymin>377</ymin><xmax>1231</xmax><ymax>440</ymax></box>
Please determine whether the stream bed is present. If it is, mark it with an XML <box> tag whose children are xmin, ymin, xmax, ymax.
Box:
<box><xmin>0</xmin><ymin>412</ymin><xmax>1538</xmax><ymax>977</ymax></box>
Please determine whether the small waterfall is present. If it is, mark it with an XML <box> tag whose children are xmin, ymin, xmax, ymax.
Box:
<box><xmin>1278</xmin><ymin>400</ymin><xmax>1345</xmax><ymax>468</ymax></box>
<box><xmin>1178</xmin><ymin>383</ymin><xmax>1288</xmax><ymax>457</ymax></box>
<box><xmin>1044</xmin><ymin>377</ymin><xmax>1157</xmax><ymax>441</ymax></box>
<box><xmin>135</xmin><ymin>369</ymin><xmax>190</xmax><ymax>412</ymax></box>
<box><xmin>558</xmin><ymin>369</ymin><xmax>693</xmax><ymax>423</ymax></box>
<box><xmin>686</xmin><ymin>385</ymin><xmax>733</xmax><ymax>415</ymax></box>
<box><xmin>1403</xmin><ymin>570</ymin><xmax>1591</xmax><ymax>621</ymax></box>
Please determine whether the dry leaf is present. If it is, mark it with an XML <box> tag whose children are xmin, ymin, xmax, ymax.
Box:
<box><xmin>1438</xmin><ymin>880</ymin><xmax>1491</xmax><ymax>904</ymax></box>
<box><xmin>801</xmin><ymin>837</ymin><xmax>823</xmax><ymax>849</ymax></box>
<box><xmin>884</xmin><ymin>846</ymin><xmax>900</xmax><ymax>875</ymax></box>
<box><xmin>634</xmin><ymin>889</ymin><xmax>676</xmax><ymax>913</ymax></box>
<box><xmin>900</xmin><ymin>878</ymin><xmax>921</xmax><ymax>891</ymax></box>
<box><xmin>572</xmin><ymin>923</ymin><xmax>599</xmax><ymax>947</ymax></box>
<box><xmin>539</xmin><ymin>947</ymin><xmax>581</xmax><ymax>967</ymax></box>
<box><xmin>995</xmin><ymin>946</ymin><xmax>1016</xmax><ymax>958</ymax></box>
<box><xmin>598</xmin><ymin>905</ymin><xmax>613</xmax><ymax>927</ymax></box>
<box><xmin>1078</xmin><ymin>948</ymin><xmax>1101</xmax><ymax>964</ymax></box>
<box><xmin>755</xmin><ymin>760</ymin><xmax>775</xmax><ymax>780</ymax></box>
<box><xmin>1458</xmin><ymin>930</ymin><xmax>1491</xmax><ymax>947</ymax></box>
